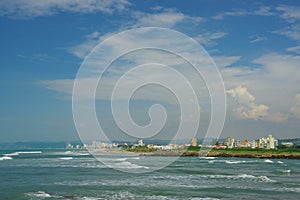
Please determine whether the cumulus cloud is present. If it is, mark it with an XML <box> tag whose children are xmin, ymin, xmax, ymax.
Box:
<box><xmin>227</xmin><ymin>86</ymin><xmax>288</xmax><ymax>122</ymax></box>
<box><xmin>291</xmin><ymin>94</ymin><xmax>300</xmax><ymax>118</ymax></box>
<box><xmin>0</xmin><ymin>0</ymin><xmax>130</xmax><ymax>19</ymax></box>
<box><xmin>227</xmin><ymin>86</ymin><xmax>269</xmax><ymax>120</ymax></box>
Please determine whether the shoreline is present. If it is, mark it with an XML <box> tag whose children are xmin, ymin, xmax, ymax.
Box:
<box><xmin>139</xmin><ymin>150</ymin><xmax>300</xmax><ymax>159</ymax></box>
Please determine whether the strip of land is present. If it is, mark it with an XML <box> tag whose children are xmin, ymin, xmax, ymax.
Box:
<box><xmin>134</xmin><ymin>147</ymin><xmax>300</xmax><ymax>159</ymax></box>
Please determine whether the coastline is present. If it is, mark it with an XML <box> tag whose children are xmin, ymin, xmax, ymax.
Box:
<box><xmin>138</xmin><ymin>150</ymin><xmax>300</xmax><ymax>159</ymax></box>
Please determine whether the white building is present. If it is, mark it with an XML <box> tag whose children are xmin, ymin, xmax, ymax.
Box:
<box><xmin>227</xmin><ymin>136</ymin><xmax>235</xmax><ymax>148</ymax></box>
<box><xmin>259</xmin><ymin>134</ymin><xmax>276</xmax><ymax>149</ymax></box>
<box><xmin>138</xmin><ymin>139</ymin><xmax>144</xmax><ymax>146</ymax></box>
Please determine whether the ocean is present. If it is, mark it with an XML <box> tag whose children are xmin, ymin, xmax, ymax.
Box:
<box><xmin>0</xmin><ymin>149</ymin><xmax>299</xmax><ymax>199</ymax></box>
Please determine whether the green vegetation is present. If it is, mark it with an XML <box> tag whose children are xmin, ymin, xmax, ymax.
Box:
<box><xmin>211</xmin><ymin>146</ymin><xmax>300</xmax><ymax>154</ymax></box>
<box><xmin>208</xmin><ymin>146</ymin><xmax>300</xmax><ymax>159</ymax></box>
<box><xmin>123</xmin><ymin>145</ymin><xmax>155</xmax><ymax>152</ymax></box>
<box><xmin>186</xmin><ymin>146</ymin><xmax>201</xmax><ymax>151</ymax></box>
<box><xmin>120</xmin><ymin>144</ymin><xmax>300</xmax><ymax>159</ymax></box>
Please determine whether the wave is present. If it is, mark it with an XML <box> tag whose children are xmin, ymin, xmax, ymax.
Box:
<box><xmin>277</xmin><ymin>169</ymin><xmax>291</xmax><ymax>173</ymax></box>
<box><xmin>59</xmin><ymin>157</ymin><xmax>73</xmax><ymax>160</ymax></box>
<box><xmin>236</xmin><ymin>174</ymin><xmax>275</xmax><ymax>182</ymax></box>
<box><xmin>107</xmin><ymin>161</ymin><xmax>149</xmax><ymax>169</ymax></box>
<box><xmin>4</xmin><ymin>151</ymin><xmax>42</xmax><ymax>157</ymax></box>
<box><xmin>199</xmin><ymin>157</ymin><xmax>215</xmax><ymax>159</ymax></box>
<box><xmin>26</xmin><ymin>191</ymin><xmax>79</xmax><ymax>199</ymax></box>
<box><xmin>203</xmin><ymin>174</ymin><xmax>276</xmax><ymax>182</ymax></box>
<box><xmin>63</xmin><ymin>151</ymin><xmax>90</xmax><ymax>156</ymax></box>
<box><xmin>0</xmin><ymin>156</ymin><xmax>12</xmax><ymax>161</ymax></box>
<box><xmin>151</xmin><ymin>173</ymin><xmax>276</xmax><ymax>183</ymax></box>
<box><xmin>225</xmin><ymin>160</ymin><xmax>248</xmax><ymax>164</ymax></box>
<box><xmin>115</xmin><ymin>157</ymin><xmax>140</xmax><ymax>161</ymax></box>
<box><xmin>208</xmin><ymin>159</ymin><xmax>254</xmax><ymax>164</ymax></box>
<box><xmin>264</xmin><ymin>159</ymin><xmax>273</xmax><ymax>163</ymax></box>
<box><xmin>27</xmin><ymin>190</ymin><xmax>220</xmax><ymax>200</ymax></box>
<box><xmin>26</xmin><ymin>191</ymin><xmax>51</xmax><ymax>198</ymax></box>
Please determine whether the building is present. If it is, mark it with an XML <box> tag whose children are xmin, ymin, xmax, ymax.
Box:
<box><xmin>259</xmin><ymin>134</ymin><xmax>276</xmax><ymax>149</ymax></box>
<box><xmin>226</xmin><ymin>136</ymin><xmax>235</xmax><ymax>148</ymax></box>
<box><xmin>191</xmin><ymin>138</ymin><xmax>197</xmax><ymax>147</ymax></box>
<box><xmin>250</xmin><ymin>140</ymin><xmax>257</xmax><ymax>148</ymax></box>
<box><xmin>138</xmin><ymin>139</ymin><xmax>144</xmax><ymax>146</ymax></box>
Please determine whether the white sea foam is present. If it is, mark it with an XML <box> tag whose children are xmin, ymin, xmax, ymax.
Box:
<box><xmin>27</xmin><ymin>191</ymin><xmax>51</xmax><ymax>198</ymax></box>
<box><xmin>278</xmin><ymin>169</ymin><xmax>291</xmax><ymax>173</ymax></box>
<box><xmin>63</xmin><ymin>151</ymin><xmax>90</xmax><ymax>156</ymax></box>
<box><xmin>236</xmin><ymin>174</ymin><xmax>275</xmax><ymax>182</ymax></box>
<box><xmin>4</xmin><ymin>152</ymin><xmax>19</xmax><ymax>156</ymax></box>
<box><xmin>264</xmin><ymin>159</ymin><xmax>273</xmax><ymax>163</ymax></box>
<box><xmin>0</xmin><ymin>156</ymin><xmax>12</xmax><ymax>160</ymax></box>
<box><xmin>115</xmin><ymin>157</ymin><xmax>140</xmax><ymax>161</ymax></box>
<box><xmin>108</xmin><ymin>161</ymin><xmax>149</xmax><ymax>169</ymax></box>
<box><xmin>277</xmin><ymin>161</ymin><xmax>284</xmax><ymax>164</ymax></box>
<box><xmin>225</xmin><ymin>160</ymin><xmax>245</xmax><ymax>164</ymax></box>
<box><xmin>4</xmin><ymin>151</ymin><xmax>42</xmax><ymax>157</ymax></box>
<box><xmin>59</xmin><ymin>157</ymin><xmax>73</xmax><ymax>160</ymax></box>
<box><xmin>208</xmin><ymin>160</ymin><xmax>215</xmax><ymax>164</ymax></box>
<box><xmin>199</xmin><ymin>157</ymin><xmax>215</xmax><ymax>159</ymax></box>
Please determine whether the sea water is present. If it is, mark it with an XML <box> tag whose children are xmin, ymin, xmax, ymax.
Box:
<box><xmin>0</xmin><ymin>149</ymin><xmax>299</xmax><ymax>199</ymax></box>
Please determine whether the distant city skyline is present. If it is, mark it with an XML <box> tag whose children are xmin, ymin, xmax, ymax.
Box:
<box><xmin>1</xmin><ymin>0</ymin><xmax>300</xmax><ymax>142</ymax></box>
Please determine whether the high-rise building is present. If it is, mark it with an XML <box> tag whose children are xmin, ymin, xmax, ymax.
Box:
<box><xmin>191</xmin><ymin>138</ymin><xmax>197</xmax><ymax>147</ymax></box>
<box><xmin>138</xmin><ymin>139</ymin><xmax>144</xmax><ymax>146</ymax></box>
<box><xmin>227</xmin><ymin>136</ymin><xmax>235</xmax><ymax>148</ymax></box>
<box><xmin>259</xmin><ymin>134</ymin><xmax>276</xmax><ymax>149</ymax></box>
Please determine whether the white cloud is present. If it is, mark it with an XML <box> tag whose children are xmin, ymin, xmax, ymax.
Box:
<box><xmin>273</xmin><ymin>24</ymin><xmax>300</xmax><ymax>40</ymax></box>
<box><xmin>249</xmin><ymin>35</ymin><xmax>267</xmax><ymax>43</ymax></box>
<box><xmin>213</xmin><ymin>10</ymin><xmax>247</xmax><ymax>20</ymax></box>
<box><xmin>276</xmin><ymin>5</ymin><xmax>300</xmax><ymax>23</ymax></box>
<box><xmin>68</xmin><ymin>8</ymin><xmax>205</xmax><ymax>59</ymax></box>
<box><xmin>223</xmin><ymin>52</ymin><xmax>300</xmax><ymax>123</ymax></box>
<box><xmin>132</xmin><ymin>9</ymin><xmax>204</xmax><ymax>28</ymax></box>
<box><xmin>291</xmin><ymin>94</ymin><xmax>300</xmax><ymax>118</ymax></box>
<box><xmin>0</xmin><ymin>0</ymin><xmax>130</xmax><ymax>18</ymax></box>
<box><xmin>194</xmin><ymin>32</ymin><xmax>226</xmax><ymax>46</ymax></box>
<box><xmin>213</xmin><ymin>56</ymin><xmax>240</xmax><ymax>68</ymax></box>
<box><xmin>68</xmin><ymin>31</ymin><xmax>118</xmax><ymax>59</ymax></box>
<box><xmin>68</xmin><ymin>31</ymin><xmax>102</xmax><ymax>59</ymax></box>
<box><xmin>227</xmin><ymin>86</ymin><xmax>269</xmax><ymax>120</ymax></box>
<box><xmin>287</xmin><ymin>45</ymin><xmax>300</xmax><ymax>54</ymax></box>
<box><xmin>222</xmin><ymin>53</ymin><xmax>300</xmax><ymax>110</ymax></box>
<box><xmin>253</xmin><ymin>6</ymin><xmax>274</xmax><ymax>16</ymax></box>
<box><xmin>227</xmin><ymin>86</ymin><xmax>288</xmax><ymax>122</ymax></box>
<box><xmin>213</xmin><ymin>6</ymin><xmax>273</xmax><ymax>20</ymax></box>
<box><xmin>253</xmin><ymin>53</ymin><xmax>300</xmax><ymax>81</ymax></box>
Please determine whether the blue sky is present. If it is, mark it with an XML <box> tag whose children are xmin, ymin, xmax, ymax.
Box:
<box><xmin>1</xmin><ymin>0</ymin><xmax>300</xmax><ymax>142</ymax></box>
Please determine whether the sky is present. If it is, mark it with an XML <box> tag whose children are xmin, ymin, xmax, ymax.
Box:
<box><xmin>0</xmin><ymin>0</ymin><xmax>300</xmax><ymax>143</ymax></box>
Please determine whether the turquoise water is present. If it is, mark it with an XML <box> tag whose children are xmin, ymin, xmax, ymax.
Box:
<box><xmin>0</xmin><ymin>149</ymin><xmax>299</xmax><ymax>199</ymax></box>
